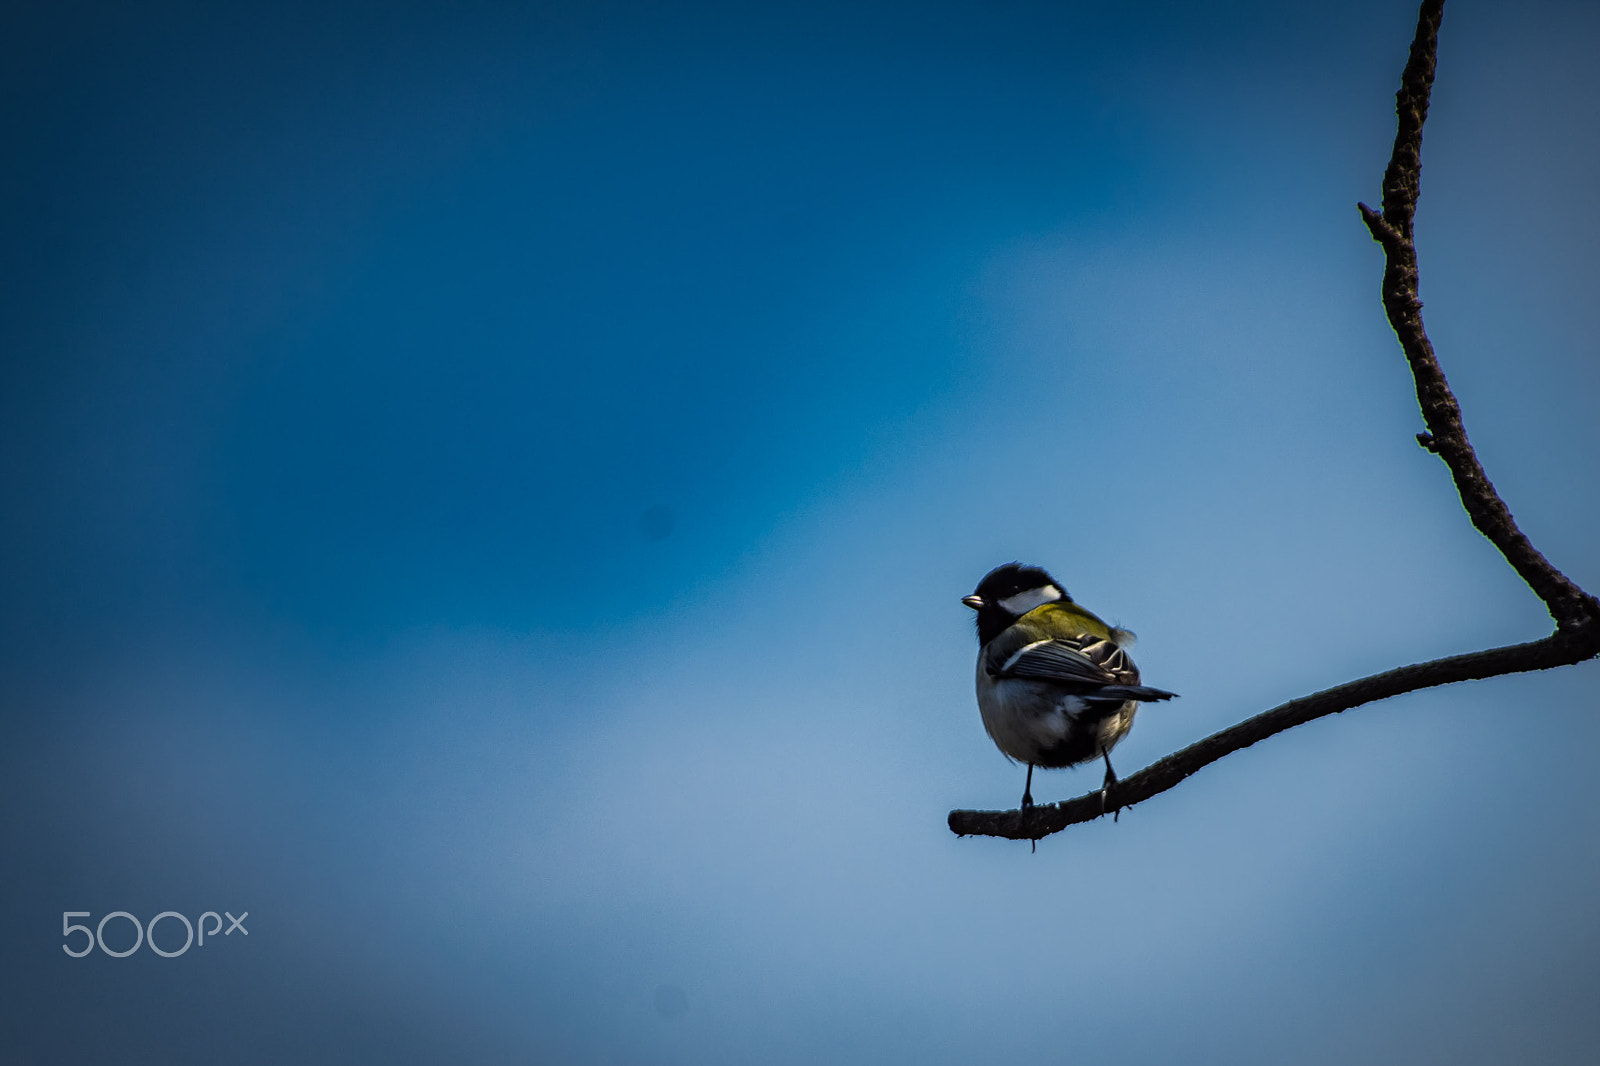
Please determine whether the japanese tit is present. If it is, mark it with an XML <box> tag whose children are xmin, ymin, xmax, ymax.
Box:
<box><xmin>963</xmin><ymin>563</ymin><xmax>1177</xmax><ymax>810</ymax></box>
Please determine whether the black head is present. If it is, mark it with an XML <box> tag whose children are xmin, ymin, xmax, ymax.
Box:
<box><xmin>962</xmin><ymin>563</ymin><xmax>1070</xmax><ymax>645</ymax></box>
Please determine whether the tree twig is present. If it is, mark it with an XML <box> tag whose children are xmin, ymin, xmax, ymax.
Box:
<box><xmin>950</xmin><ymin>631</ymin><xmax>1593</xmax><ymax>840</ymax></box>
<box><xmin>950</xmin><ymin>0</ymin><xmax>1599</xmax><ymax>843</ymax></box>
<box><xmin>1356</xmin><ymin>0</ymin><xmax>1597</xmax><ymax>635</ymax></box>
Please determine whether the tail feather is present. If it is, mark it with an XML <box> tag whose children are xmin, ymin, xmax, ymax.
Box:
<box><xmin>1094</xmin><ymin>684</ymin><xmax>1178</xmax><ymax>703</ymax></box>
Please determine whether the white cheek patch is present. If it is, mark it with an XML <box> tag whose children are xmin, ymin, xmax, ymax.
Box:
<box><xmin>997</xmin><ymin>585</ymin><xmax>1062</xmax><ymax>616</ymax></box>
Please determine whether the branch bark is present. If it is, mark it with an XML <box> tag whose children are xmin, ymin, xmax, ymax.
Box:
<box><xmin>950</xmin><ymin>0</ymin><xmax>1599</xmax><ymax>844</ymax></box>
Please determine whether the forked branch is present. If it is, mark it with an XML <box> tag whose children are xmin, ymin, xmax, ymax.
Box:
<box><xmin>950</xmin><ymin>0</ymin><xmax>1599</xmax><ymax>844</ymax></box>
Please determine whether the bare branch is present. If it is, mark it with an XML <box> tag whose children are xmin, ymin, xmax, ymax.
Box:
<box><xmin>1356</xmin><ymin>0</ymin><xmax>1599</xmax><ymax>636</ymax></box>
<box><xmin>950</xmin><ymin>0</ymin><xmax>1599</xmax><ymax>843</ymax></box>
<box><xmin>950</xmin><ymin>629</ymin><xmax>1595</xmax><ymax>841</ymax></box>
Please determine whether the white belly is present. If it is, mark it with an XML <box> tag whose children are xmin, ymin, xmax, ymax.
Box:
<box><xmin>975</xmin><ymin>657</ymin><xmax>1134</xmax><ymax>767</ymax></box>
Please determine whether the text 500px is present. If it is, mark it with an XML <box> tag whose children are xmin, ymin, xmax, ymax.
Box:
<box><xmin>61</xmin><ymin>910</ymin><xmax>249</xmax><ymax>958</ymax></box>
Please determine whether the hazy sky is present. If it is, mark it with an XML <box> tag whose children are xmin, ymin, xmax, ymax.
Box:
<box><xmin>3</xmin><ymin>1</ymin><xmax>1598</xmax><ymax>1063</ymax></box>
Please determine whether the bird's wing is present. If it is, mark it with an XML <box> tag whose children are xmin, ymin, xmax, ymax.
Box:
<box><xmin>985</xmin><ymin>636</ymin><xmax>1117</xmax><ymax>687</ymax></box>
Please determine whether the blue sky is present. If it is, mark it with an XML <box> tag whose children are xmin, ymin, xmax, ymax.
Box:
<box><xmin>3</xmin><ymin>0</ymin><xmax>1598</xmax><ymax>1062</ymax></box>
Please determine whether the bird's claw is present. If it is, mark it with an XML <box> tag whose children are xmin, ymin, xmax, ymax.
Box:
<box><xmin>1100</xmin><ymin>786</ymin><xmax>1122</xmax><ymax>822</ymax></box>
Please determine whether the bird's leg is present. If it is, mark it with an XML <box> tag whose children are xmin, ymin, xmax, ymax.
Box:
<box><xmin>1100</xmin><ymin>750</ymin><xmax>1120</xmax><ymax>821</ymax></box>
<box><xmin>1021</xmin><ymin>764</ymin><xmax>1034</xmax><ymax>810</ymax></box>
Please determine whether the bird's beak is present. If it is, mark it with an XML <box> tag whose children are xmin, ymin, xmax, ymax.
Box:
<box><xmin>961</xmin><ymin>595</ymin><xmax>984</xmax><ymax>610</ymax></box>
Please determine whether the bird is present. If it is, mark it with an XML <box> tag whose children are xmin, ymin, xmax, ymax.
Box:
<box><xmin>963</xmin><ymin>562</ymin><xmax>1177</xmax><ymax>812</ymax></box>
